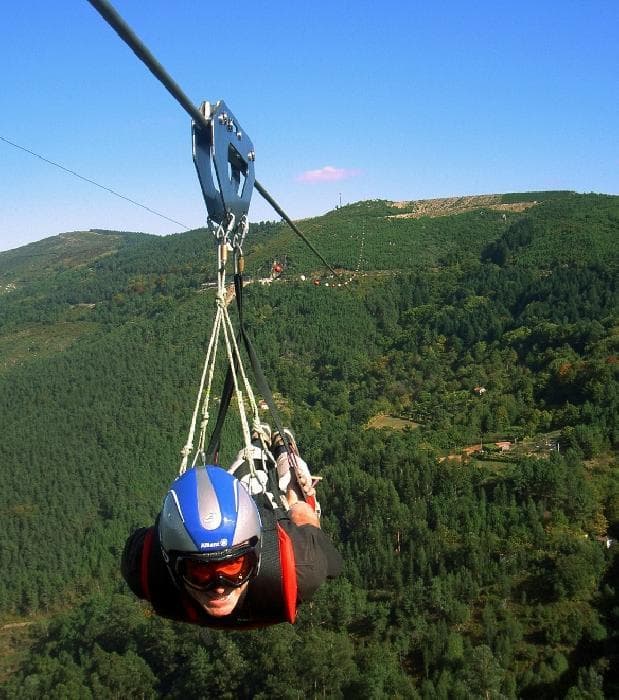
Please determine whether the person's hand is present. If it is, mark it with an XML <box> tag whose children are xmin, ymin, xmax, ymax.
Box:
<box><xmin>288</xmin><ymin>500</ymin><xmax>320</xmax><ymax>528</ymax></box>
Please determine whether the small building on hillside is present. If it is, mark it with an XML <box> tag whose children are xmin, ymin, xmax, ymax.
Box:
<box><xmin>495</xmin><ymin>441</ymin><xmax>512</xmax><ymax>452</ymax></box>
<box><xmin>473</xmin><ymin>386</ymin><xmax>487</xmax><ymax>396</ymax></box>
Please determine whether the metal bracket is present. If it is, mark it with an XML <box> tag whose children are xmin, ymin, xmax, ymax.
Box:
<box><xmin>192</xmin><ymin>100</ymin><xmax>255</xmax><ymax>226</ymax></box>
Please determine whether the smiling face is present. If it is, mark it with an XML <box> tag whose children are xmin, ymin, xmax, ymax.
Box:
<box><xmin>176</xmin><ymin>548</ymin><xmax>257</xmax><ymax>618</ymax></box>
<box><xmin>186</xmin><ymin>580</ymin><xmax>248</xmax><ymax>617</ymax></box>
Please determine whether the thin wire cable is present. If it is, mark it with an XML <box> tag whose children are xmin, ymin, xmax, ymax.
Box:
<box><xmin>0</xmin><ymin>135</ymin><xmax>189</xmax><ymax>230</ymax></box>
<box><xmin>253</xmin><ymin>181</ymin><xmax>340</xmax><ymax>276</ymax></box>
<box><xmin>86</xmin><ymin>0</ymin><xmax>341</xmax><ymax>277</ymax></box>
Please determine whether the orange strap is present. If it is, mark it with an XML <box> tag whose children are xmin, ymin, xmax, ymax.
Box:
<box><xmin>277</xmin><ymin>523</ymin><xmax>298</xmax><ymax>623</ymax></box>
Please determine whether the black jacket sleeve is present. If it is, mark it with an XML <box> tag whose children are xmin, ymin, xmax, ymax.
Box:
<box><xmin>281</xmin><ymin>522</ymin><xmax>343</xmax><ymax>601</ymax></box>
<box><xmin>120</xmin><ymin>526</ymin><xmax>151</xmax><ymax>599</ymax></box>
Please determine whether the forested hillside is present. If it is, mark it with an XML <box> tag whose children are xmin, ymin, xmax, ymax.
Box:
<box><xmin>1</xmin><ymin>191</ymin><xmax>617</xmax><ymax>698</ymax></box>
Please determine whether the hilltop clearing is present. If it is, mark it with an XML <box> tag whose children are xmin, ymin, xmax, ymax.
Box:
<box><xmin>388</xmin><ymin>193</ymin><xmax>539</xmax><ymax>218</ymax></box>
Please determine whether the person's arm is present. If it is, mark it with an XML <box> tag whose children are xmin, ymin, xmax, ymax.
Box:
<box><xmin>282</xmin><ymin>520</ymin><xmax>343</xmax><ymax>601</ymax></box>
<box><xmin>120</xmin><ymin>526</ymin><xmax>152</xmax><ymax>599</ymax></box>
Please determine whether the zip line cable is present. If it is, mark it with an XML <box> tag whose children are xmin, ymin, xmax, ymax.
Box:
<box><xmin>86</xmin><ymin>0</ymin><xmax>341</xmax><ymax>277</ymax></box>
<box><xmin>0</xmin><ymin>135</ymin><xmax>189</xmax><ymax>230</ymax></box>
<box><xmin>253</xmin><ymin>181</ymin><xmax>339</xmax><ymax>275</ymax></box>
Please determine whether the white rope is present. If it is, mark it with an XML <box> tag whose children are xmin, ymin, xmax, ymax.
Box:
<box><xmin>179</xmin><ymin>237</ymin><xmax>227</xmax><ymax>474</ymax></box>
<box><xmin>179</xmin><ymin>305</ymin><xmax>222</xmax><ymax>474</ymax></box>
<box><xmin>191</xmin><ymin>241</ymin><xmax>228</xmax><ymax>468</ymax></box>
<box><xmin>192</xmin><ymin>305</ymin><xmax>223</xmax><ymax>467</ymax></box>
<box><xmin>179</xmin><ymin>217</ymin><xmax>259</xmax><ymax>476</ymax></box>
<box><xmin>219</xmin><ymin>289</ymin><xmax>255</xmax><ymax>474</ymax></box>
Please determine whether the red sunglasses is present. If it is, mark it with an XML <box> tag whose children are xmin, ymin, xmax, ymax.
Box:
<box><xmin>179</xmin><ymin>552</ymin><xmax>257</xmax><ymax>591</ymax></box>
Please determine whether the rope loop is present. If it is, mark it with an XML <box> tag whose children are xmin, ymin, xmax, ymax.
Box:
<box><xmin>180</xmin><ymin>213</ymin><xmax>258</xmax><ymax>475</ymax></box>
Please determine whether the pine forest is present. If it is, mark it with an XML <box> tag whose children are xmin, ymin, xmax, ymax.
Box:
<box><xmin>0</xmin><ymin>190</ymin><xmax>617</xmax><ymax>698</ymax></box>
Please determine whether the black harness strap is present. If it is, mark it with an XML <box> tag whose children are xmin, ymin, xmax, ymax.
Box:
<box><xmin>205</xmin><ymin>268</ymin><xmax>295</xmax><ymax>462</ymax></box>
<box><xmin>205</xmin><ymin>362</ymin><xmax>235</xmax><ymax>463</ymax></box>
<box><xmin>245</xmin><ymin>502</ymin><xmax>286</xmax><ymax>619</ymax></box>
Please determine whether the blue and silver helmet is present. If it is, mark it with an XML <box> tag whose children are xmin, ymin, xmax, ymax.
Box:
<box><xmin>159</xmin><ymin>466</ymin><xmax>262</xmax><ymax>574</ymax></box>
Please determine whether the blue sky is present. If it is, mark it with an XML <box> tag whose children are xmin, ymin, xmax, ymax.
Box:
<box><xmin>1</xmin><ymin>0</ymin><xmax>617</xmax><ymax>252</ymax></box>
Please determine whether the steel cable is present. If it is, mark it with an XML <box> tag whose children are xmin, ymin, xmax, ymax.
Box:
<box><xmin>86</xmin><ymin>0</ymin><xmax>340</xmax><ymax>277</ymax></box>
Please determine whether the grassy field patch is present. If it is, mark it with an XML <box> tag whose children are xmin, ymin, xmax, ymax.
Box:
<box><xmin>0</xmin><ymin>322</ymin><xmax>99</xmax><ymax>373</ymax></box>
<box><xmin>366</xmin><ymin>413</ymin><xmax>421</xmax><ymax>430</ymax></box>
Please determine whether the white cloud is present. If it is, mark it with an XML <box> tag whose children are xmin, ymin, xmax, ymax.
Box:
<box><xmin>296</xmin><ymin>165</ymin><xmax>361</xmax><ymax>183</ymax></box>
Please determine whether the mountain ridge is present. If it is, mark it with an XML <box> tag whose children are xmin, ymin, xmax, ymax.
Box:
<box><xmin>0</xmin><ymin>191</ymin><xmax>617</xmax><ymax>376</ymax></box>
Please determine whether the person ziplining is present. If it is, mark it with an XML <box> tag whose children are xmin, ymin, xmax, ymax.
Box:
<box><xmin>122</xmin><ymin>428</ymin><xmax>342</xmax><ymax>627</ymax></box>
<box><xmin>85</xmin><ymin>0</ymin><xmax>343</xmax><ymax>626</ymax></box>
<box><xmin>112</xmin><ymin>93</ymin><xmax>342</xmax><ymax>625</ymax></box>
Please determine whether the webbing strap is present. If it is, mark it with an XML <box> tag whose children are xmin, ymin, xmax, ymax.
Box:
<box><xmin>205</xmin><ymin>269</ymin><xmax>294</xmax><ymax>463</ymax></box>
<box><xmin>234</xmin><ymin>272</ymin><xmax>294</xmax><ymax>457</ymax></box>
<box><xmin>277</xmin><ymin>524</ymin><xmax>298</xmax><ymax>623</ymax></box>
<box><xmin>246</xmin><ymin>504</ymin><xmax>296</xmax><ymax>621</ymax></box>
<box><xmin>205</xmin><ymin>362</ymin><xmax>235</xmax><ymax>463</ymax></box>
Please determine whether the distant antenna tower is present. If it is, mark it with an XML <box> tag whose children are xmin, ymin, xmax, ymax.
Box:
<box><xmin>339</xmin><ymin>193</ymin><xmax>342</xmax><ymax>207</ymax></box>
